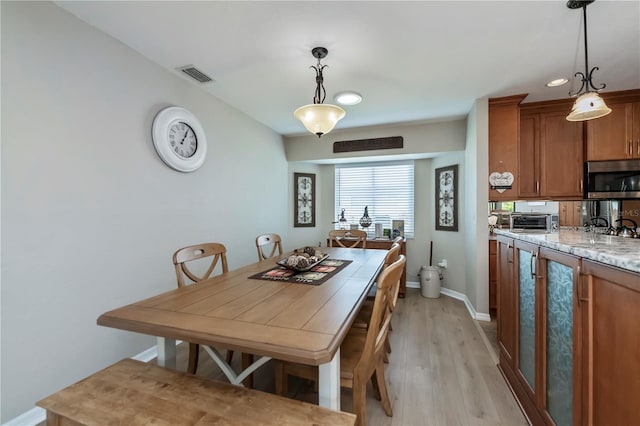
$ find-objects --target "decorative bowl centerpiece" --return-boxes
[277,247,329,272]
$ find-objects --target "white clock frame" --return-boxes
[152,106,207,172]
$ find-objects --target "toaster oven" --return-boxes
[510,213,555,233]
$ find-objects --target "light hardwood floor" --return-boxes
[153,289,528,426]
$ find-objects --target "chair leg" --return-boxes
[385,335,392,354]
[187,343,199,374]
[226,349,234,364]
[241,353,254,388]
[352,379,368,426]
[375,360,393,417]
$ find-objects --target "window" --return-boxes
[335,161,414,238]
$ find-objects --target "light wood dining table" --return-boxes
[97,246,387,410]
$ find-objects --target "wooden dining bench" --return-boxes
[36,358,356,426]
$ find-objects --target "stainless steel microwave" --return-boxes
[584,159,640,199]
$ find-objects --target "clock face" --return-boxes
[152,107,207,172]
[168,122,197,159]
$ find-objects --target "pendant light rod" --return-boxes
[311,47,328,104]
[568,0,605,97]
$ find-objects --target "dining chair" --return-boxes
[354,243,402,359]
[255,233,283,262]
[172,243,234,375]
[328,229,367,248]
[361,241,401,300]
[274,255,406,426]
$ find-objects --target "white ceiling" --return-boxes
[55,1,640,137]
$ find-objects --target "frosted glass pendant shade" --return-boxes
[566,92,612,121]
[294,103,345,137]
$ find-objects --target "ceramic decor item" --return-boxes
[359,206,372,229]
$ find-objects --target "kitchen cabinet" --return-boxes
[586,89,640,161]
[580,260,640,425]
[519,101,584,199]
[498,238,583,426]
[489,94,527,201]
[496,236,516,368]
[559,201,582,227]
[489,239,497,313]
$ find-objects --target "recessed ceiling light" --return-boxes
[334,91,362,106]
[545,78,569,87]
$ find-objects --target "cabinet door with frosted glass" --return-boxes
[538,248,583,426]
[514,240,539,403]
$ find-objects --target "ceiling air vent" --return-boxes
[176,65,214,84]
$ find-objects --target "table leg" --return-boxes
[318,348,341,410]
[156,337,176,369]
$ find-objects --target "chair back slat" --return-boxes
[385,243,402,310]
[255,233,283,262]
[173,242,228,288]
[359,255,405,369]
[328,229,367,248]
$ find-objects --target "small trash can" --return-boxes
[419,265,442,298]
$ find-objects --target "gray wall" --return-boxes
[428,152,467,294]
[283,119,468,289]
[285,119,466,162]
[0,2,296,420]
[464,98,490,314]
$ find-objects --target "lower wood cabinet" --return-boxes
[497,236,516,368]
[497,236,583,425]
[580,260,640,425]
[489,239,497,313]
[497,238,640,425]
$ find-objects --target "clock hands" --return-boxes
[180,129,190,145]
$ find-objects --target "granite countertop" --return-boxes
[494,229,640,274]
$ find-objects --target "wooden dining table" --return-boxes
[97,246,387,410]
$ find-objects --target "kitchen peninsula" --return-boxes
[494,229,640,426]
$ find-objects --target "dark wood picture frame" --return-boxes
[435,164,458,232]
[294,172,315,227]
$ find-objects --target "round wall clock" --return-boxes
[152,106,207,172]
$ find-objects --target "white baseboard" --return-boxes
[406,280,420,289]
[5,341,178,425]
[131,345,160,362]
[407,281,490,322]
[438,288,491,322]
[4,407,45,426]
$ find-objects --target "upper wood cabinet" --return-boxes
[489,94,527,201]
[586,89,640,161]
[519,101,584,199]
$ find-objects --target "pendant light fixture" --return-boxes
[294,47,345,138]
[566,0,611,122]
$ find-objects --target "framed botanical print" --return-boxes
[294,172,315,227]
[435,164,458,232]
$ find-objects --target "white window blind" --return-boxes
[335,161,414,238]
